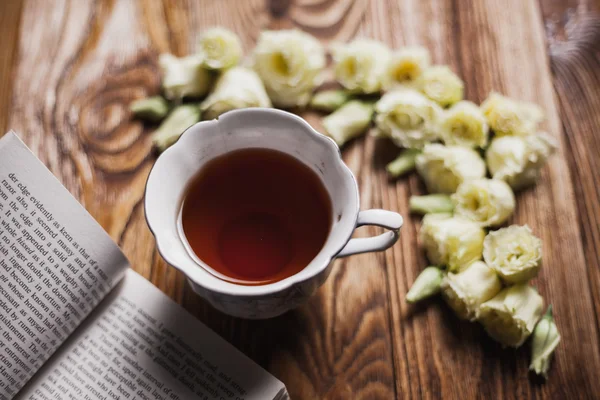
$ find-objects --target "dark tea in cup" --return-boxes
[181,148,332,286]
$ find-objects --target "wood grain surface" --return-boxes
[1,0,600,399]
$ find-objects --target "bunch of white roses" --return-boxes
[131,28,327,151]
[130,28,560,378]
[316,33,559,377]
[399,91,559,378]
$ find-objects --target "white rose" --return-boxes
[332,38,391,94]
[483,225,542,284]
[417,66,464,107]
[415,144,486,194]
[383,47,431,89]
[479,284,544,348]
[197,27,243,70]
[252,30,325,108]
[452,178,516,227]
[441,261,502,321]
[374,89,442,149]
[486,134,557,190]
[440,101,489,148]
[480,92,544,137]
[200,67,271,120]
[159,53,212,99]
[419,213,485,272]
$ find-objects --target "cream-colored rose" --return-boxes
[419,213,485,272]
[478,284,544,348]
[374,89,442,149]
[480,92,544,137]
[200,67,271,120]
[441,261,503,321]
[486,134,557,190]
[415,144,486,194]
[322,100,374,146]
[197,27,243,70]
[417,66,464,107]
[383,47,431,89]
[332,38,391,94]
[483,225,542,284]
[252,30,325,108]
[440,101,489,148]
[159,53,212,99]
[452,179,516,227]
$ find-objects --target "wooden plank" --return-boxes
[4,1,395,399]
[425,0,600,398]
[540,0,600,367]
[3,0,600,399]
[0,0,23,132]
[185,2,399,398]
[361,0,600,396]
[7,0,160,284]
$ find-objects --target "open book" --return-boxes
[0,132,288,400]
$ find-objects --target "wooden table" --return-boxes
[1,0,599,398]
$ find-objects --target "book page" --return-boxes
[0,132,130,399]
[16,270,288,400]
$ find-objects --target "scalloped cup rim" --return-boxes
[144,108,360,297]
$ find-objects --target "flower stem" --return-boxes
[309,90,350,112]
[130,96,170,122]
[386,149,421,178]
[409,194,454,215]
[406,266,444,303]
[152,104,201,152]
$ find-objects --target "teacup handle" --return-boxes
[337,209,403,257]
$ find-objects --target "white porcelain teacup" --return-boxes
[145,108,403,319]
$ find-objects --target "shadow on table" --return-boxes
[180,280,309,368]
[432,299,541,385]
